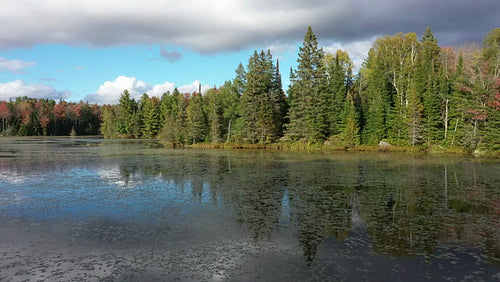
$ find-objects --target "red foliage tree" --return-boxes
[36,100,52,134]
[0,101,12,131]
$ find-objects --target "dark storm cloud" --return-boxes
[0,0,498,52]
[160,48,182,63]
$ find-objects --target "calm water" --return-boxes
[0,137,499,281]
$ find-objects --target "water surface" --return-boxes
[0,137,499,281]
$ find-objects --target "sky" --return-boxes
[0,0,499,104]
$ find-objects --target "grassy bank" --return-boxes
[168,141,500,158]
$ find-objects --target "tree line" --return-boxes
[0,97,100,136]
[1,27,499,151]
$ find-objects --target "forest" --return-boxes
[1,27,499,152]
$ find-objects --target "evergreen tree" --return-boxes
[100,106,117,138]
[407,85,423,145]
[418,27,443,144]
[272,58,288,137]
[482,28,500,79]
[160,88,182,144]
[438,47,456,143]
[205,87,224,143]
[241,50,284,143]
[286,26,328,142]
[482,28,500,150]
[137,93,149,136]
[186,92,207,143]
[233,63,247,96]
[141,96,160,138]
[221,81,241,142]
[173,89,188,144]
[159,91,172,125]
[241,51,262,142]
[325,50,353,136]
[339,91,360,146]
[116,90,139,137]
[361,49,388,144]
[448,52,465,147]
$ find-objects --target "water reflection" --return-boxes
[0,138,499,280]
[88,150,500,265]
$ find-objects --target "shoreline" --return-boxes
[1,136,498,158]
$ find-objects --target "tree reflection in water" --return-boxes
[103,150,499,265]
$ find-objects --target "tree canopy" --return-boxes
[1,27,498,152]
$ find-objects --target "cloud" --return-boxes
[85,76,151,104]
[160,48,182,63]
[0,80,71,100]
[147,81,175,97]
[0,57,35,74]
[84,76,212,104]
[1,1,498,53]
[178,80,211,94]
[264,44,297,59]
[323,36,379,71]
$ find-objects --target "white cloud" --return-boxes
[0,57,35,74]
[0,80,71,100]
[178,80,211,94]
[147,81,175,97]
[323,37,378,72]
[85,76,151,104]
[84,76,212,104]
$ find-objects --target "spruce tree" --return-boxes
[286,26,328,142]
[339,91,360,146]
[233,63,247,96]
[361,49,388,144]
[186,92,207,144]
[205,87,224,143]
[141,96,160,138]
[419,27,443,144]
[100,106,117,138]
[241,51,261,142]
[116,90,139,137]
[241,50,284,143]
[326,50,353,136]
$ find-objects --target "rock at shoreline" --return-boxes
[379,141,392,148]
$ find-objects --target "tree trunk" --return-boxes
[444,99,449,140]
[451,118,459,146]
[226,119,231,142]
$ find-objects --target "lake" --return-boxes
[0,137,499,281]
